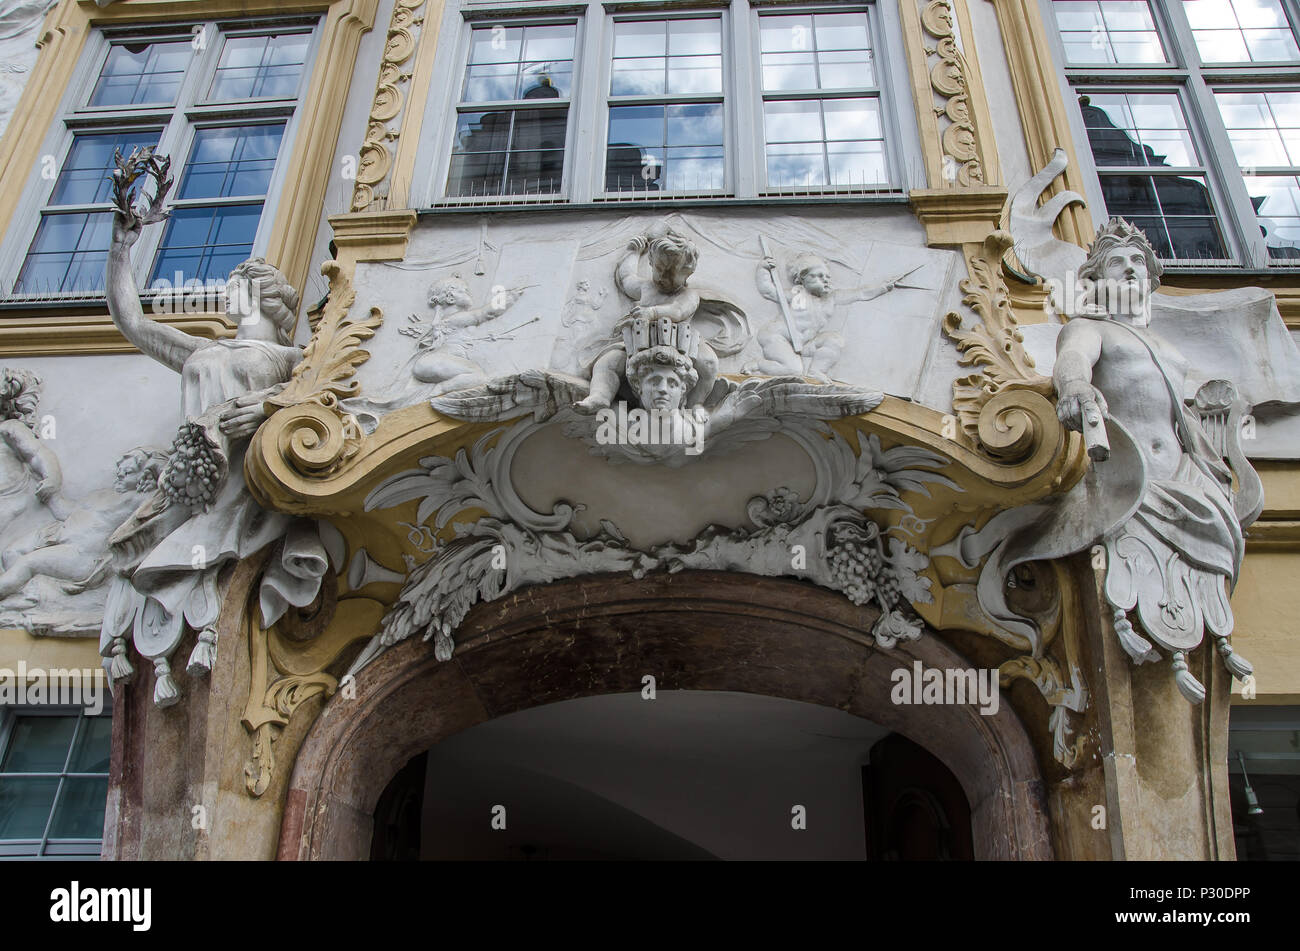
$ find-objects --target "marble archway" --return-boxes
[278,570,1052,860]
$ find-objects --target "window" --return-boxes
[758,12,887,190]
[0,709,112,859]
[605,18,725,193]
[1048,0,1300,265]
[8,20,317,298]
[428,2,915,204]
[447,23,575,197]
[1076,91,1227,258]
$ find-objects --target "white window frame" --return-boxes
[0,706,112,860]
[0,16,323,302]
[748,4,899,195]
[1044,0,1300,268]
[416,0,922,208]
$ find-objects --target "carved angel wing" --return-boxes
[692,287,752,356]
[429,369,590,423]
[1008,148,1088,286]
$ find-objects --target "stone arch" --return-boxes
[279,571,1052,859]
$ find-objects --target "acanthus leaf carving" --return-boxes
[942,230,1054,454]
[259,261,383,479]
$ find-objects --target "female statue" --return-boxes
[100,148,313,705]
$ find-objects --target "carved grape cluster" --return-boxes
[826,521,885,606]
[161,422,223,508]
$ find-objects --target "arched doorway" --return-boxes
[280,571,1051,860]
[369,691,974,860]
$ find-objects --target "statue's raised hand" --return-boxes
[110,147,173,247]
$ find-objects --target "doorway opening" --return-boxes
[369,690,973,860]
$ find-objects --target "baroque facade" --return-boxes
[0,0,1297,860]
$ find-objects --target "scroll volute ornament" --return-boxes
[943,231,1064,467]
[246,261,382,500]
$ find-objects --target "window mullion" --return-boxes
[1188,72,1268,267]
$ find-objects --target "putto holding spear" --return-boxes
[745,237,921,382]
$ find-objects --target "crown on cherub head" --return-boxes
[622,314,700,361]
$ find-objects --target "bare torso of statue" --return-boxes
[1059,317,1189,482]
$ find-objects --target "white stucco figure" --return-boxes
[342,273,534,431]
[0,368,62,538]
[0,448,167,634]
[0,1,56,140]
[939,219,1262,703]
[100,148,326,705]
[575,222,744,413]
[548,279,609,375]
[746,249,904,382]
[400,275,530,395]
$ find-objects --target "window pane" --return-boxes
[764,100,823,144]
[1215,90,1300,166]
[464,24,574,101]
[605,103,722,192]
[828,139,888,186]
[209,33,309,100]
[669,19,722,55]
[766,141,826,187]
[823,98,881,141]
[1080,92,1198,167]
[14,212,113,294]
[1055,1,1168,64]
[1243,173,1300,257]
[48,777,108,839]
[761,52,817,92]
[667,102,723,146]
[816,13,871,51]
[151,204,262,285]
[1100,173,1226,259]
[51,131,159,206]
[818,49,875,90]
[1,716,74,772]
[611,57,665,96]
[612,19,720,96]
[761,12,873,91]
[666,55,722,94]
[448,108,567,196]
[177,125,285,200]
[465,63,517,102]
[68,717,112,773]
[90,41,191,106]
[614,20,665,58]
[1184,0,1300,62]
[760,15,814,52]
[664,146,724,190]
[0,777,58,838]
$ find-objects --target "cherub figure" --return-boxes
[0,447,167,603]
[398,275,530,396]
[745,251,903,382]
[0,368,63,532]
[576,225,735,413]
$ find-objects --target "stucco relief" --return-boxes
[97,149,331,706]
[349,414,958,671]
[343,212,953,430]
[939,208,1290,704]
[0,446,167,636]
[0,1,55,140]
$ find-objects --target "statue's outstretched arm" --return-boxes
[1053,320,1106,432]
[105,149,200,374]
